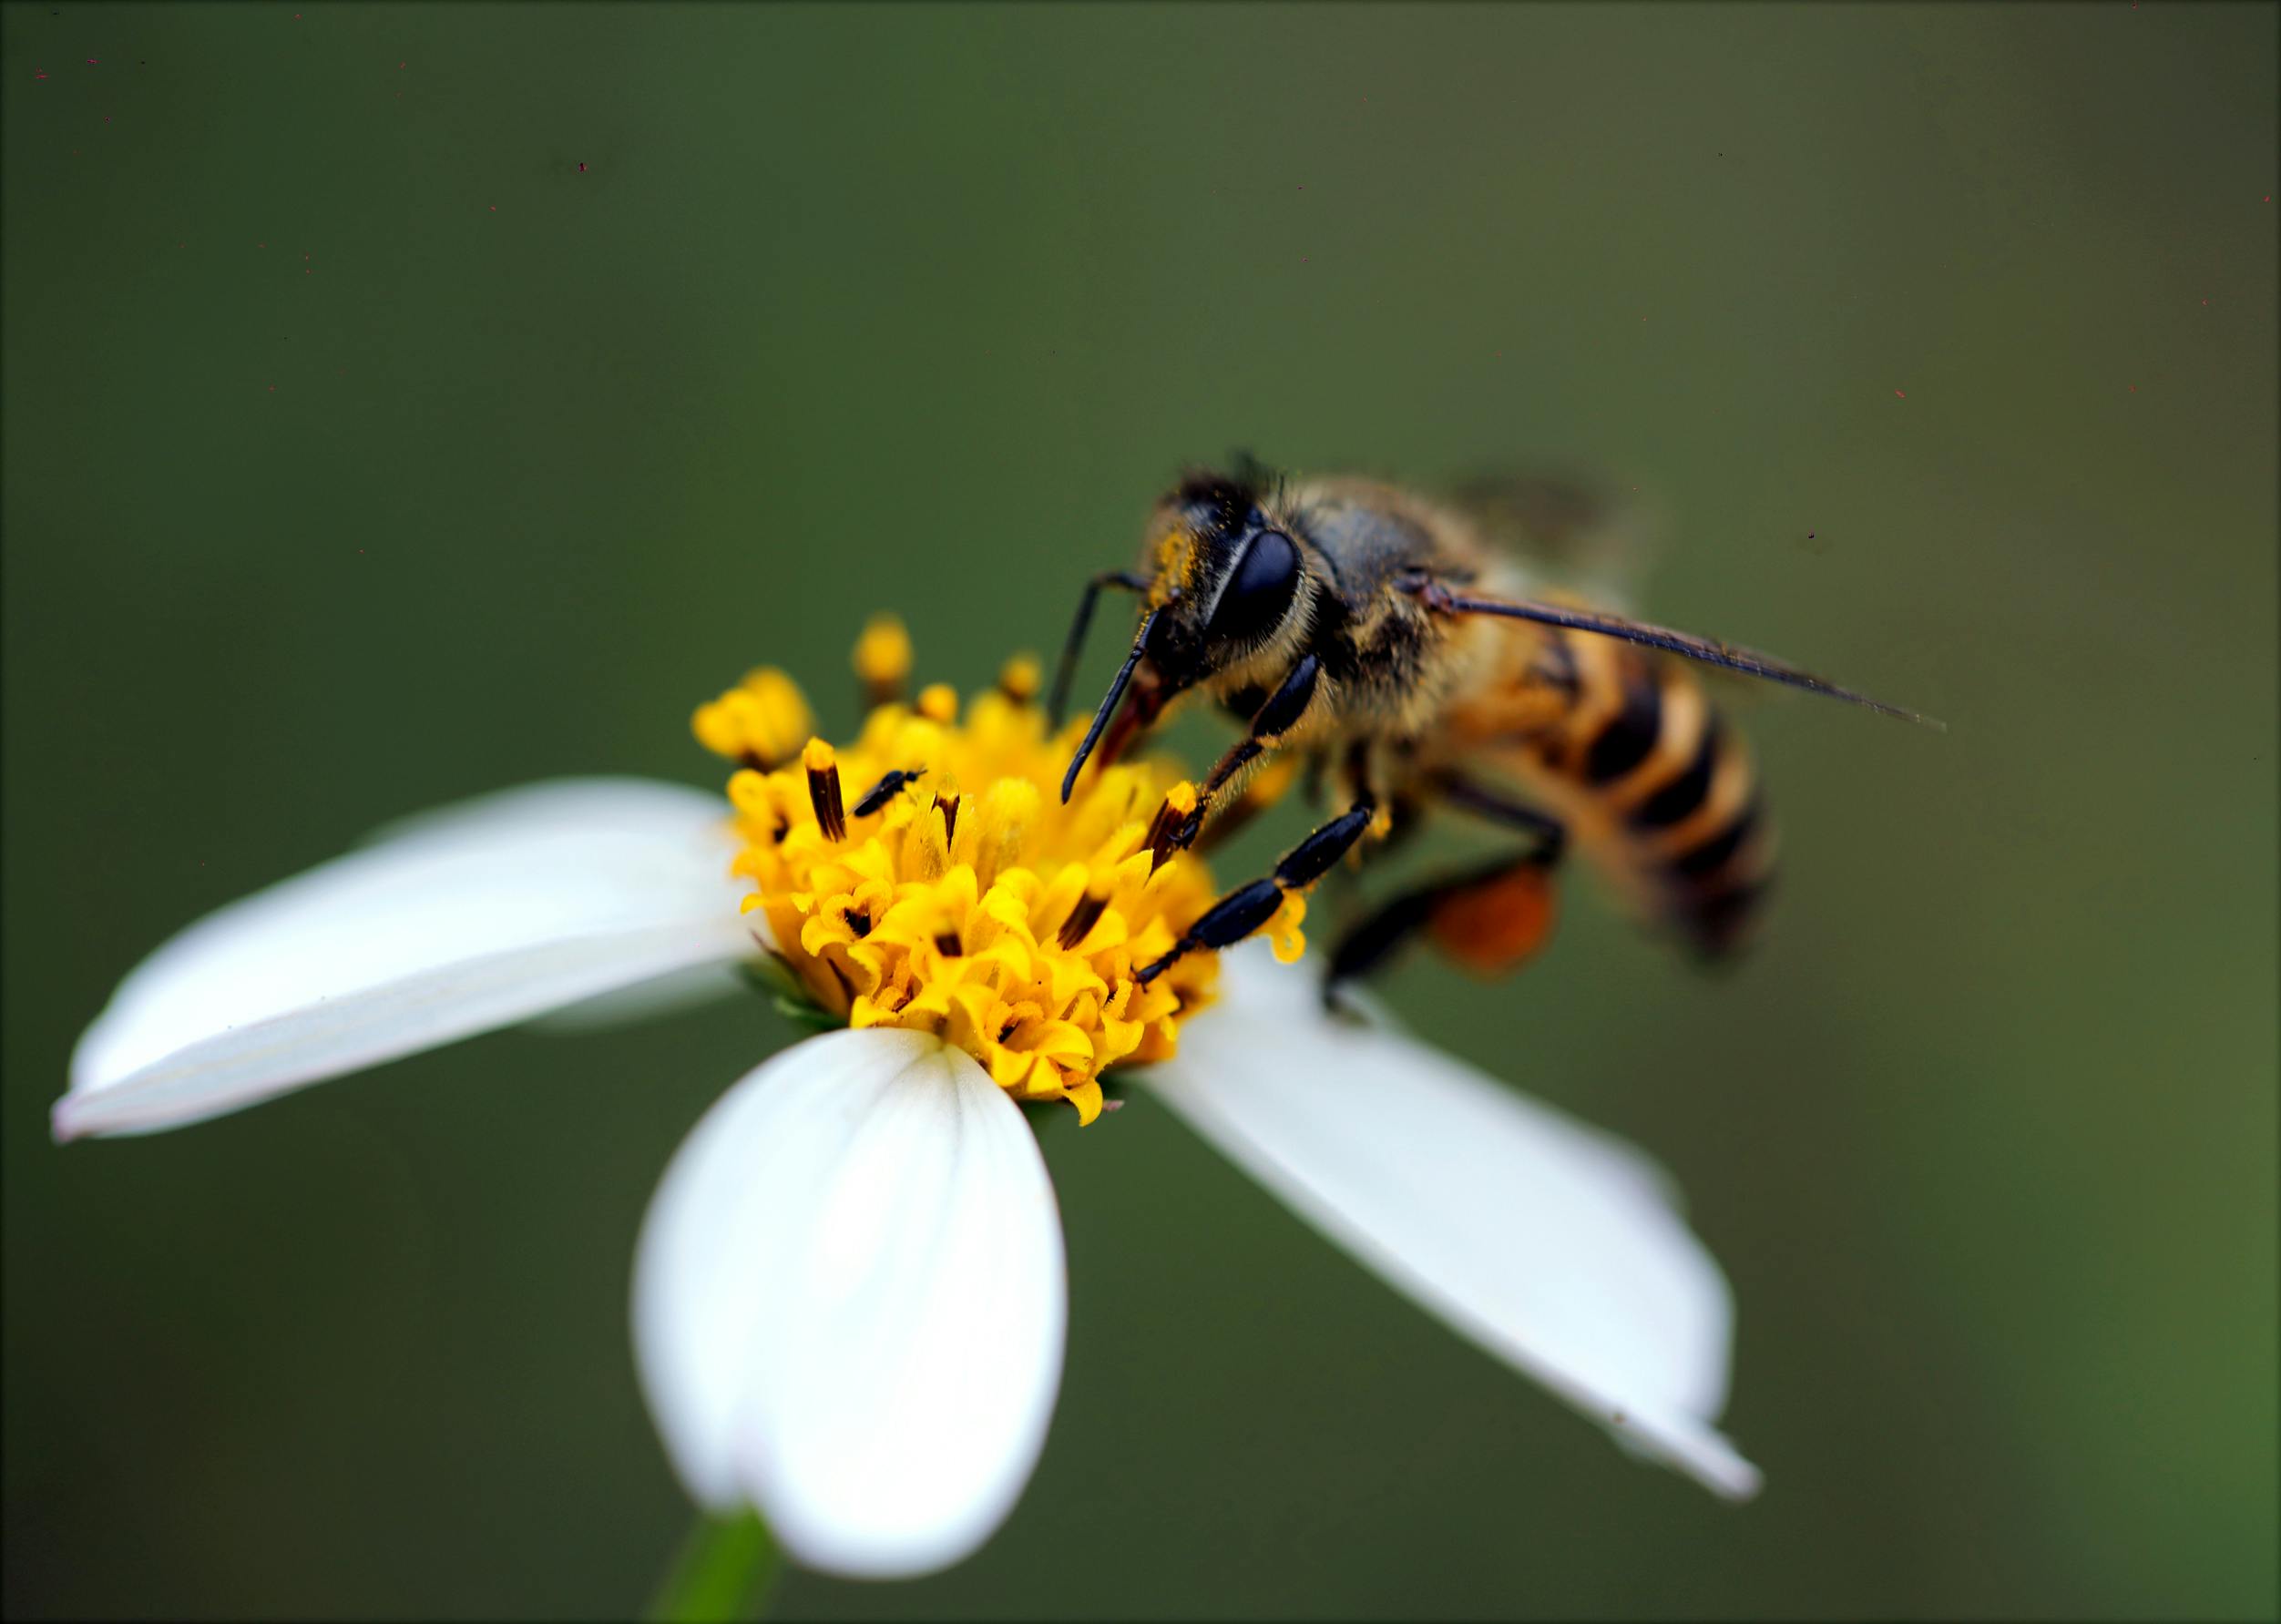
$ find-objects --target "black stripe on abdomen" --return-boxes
[1664,793,1773,958]
[1672,799,1760,879]
[1627,718,1722,830]
[1550,651,1775,960]
[1583,668,1661,783]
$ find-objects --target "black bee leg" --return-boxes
[1046,569,1150,726]
[1168,654,1323,853]
[1189,752,1310,857]
[1323,883,1446,992]
[1323,844,1567,1003]
[1323,790,1568,1005]
[1428,771,1569,856]
[1135,798,1374,986]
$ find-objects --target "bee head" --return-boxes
[1135,471,1308,694]
[1056,467,1314,802]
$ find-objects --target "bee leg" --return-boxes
[1170,654,1323,851]
[1191,753,1307,857]
[1324,852,1564,1000]
[1369,793,1429,862]
[1323,885,1444,995]
[1135,798,1374,986]
[1323,805,1568,1003]
[1314,792,1422,924]
[1428,770,1569,855]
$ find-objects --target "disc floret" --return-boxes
[693,633,1302,1123]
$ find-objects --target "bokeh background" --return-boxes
[5,4,2274,1619]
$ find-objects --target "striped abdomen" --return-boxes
[1505,628,1775,957]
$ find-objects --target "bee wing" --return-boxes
[1446,469,1660,613]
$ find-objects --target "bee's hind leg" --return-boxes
[1322,849,1562,1004]
[1133,799,1376,986]
[1322,781,1567,1008]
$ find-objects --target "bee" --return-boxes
[1048,463,1938,993]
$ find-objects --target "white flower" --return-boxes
[58,775,1759,1581]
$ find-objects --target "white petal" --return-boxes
[634,1029,1066,1579]
[59,779,756,1140]
[527,961,750,1034]
[1146,943,1760,1499]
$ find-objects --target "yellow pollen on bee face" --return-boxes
[1149,528,1197,606]
[698,632,1284,1123]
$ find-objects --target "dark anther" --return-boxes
[934,930,963,956]
[934,791,960,843]
[843,906,872,938]
[1142,795,1193,873]
[1057,887,1110,950]
[854,767,925,818]
[806,751,846,841]
[740,748,774,774]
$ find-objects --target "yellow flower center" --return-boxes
[693,631,1305,1124]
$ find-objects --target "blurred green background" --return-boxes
[5,3,2275,1619]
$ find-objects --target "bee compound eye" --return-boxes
[1205,528,1300,649]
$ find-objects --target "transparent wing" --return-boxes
[1446,468,1661,613]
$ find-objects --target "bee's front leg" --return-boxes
[1171,653,1322,852]
[1134,797,1376,986]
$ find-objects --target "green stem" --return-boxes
[646,1509,782,1623]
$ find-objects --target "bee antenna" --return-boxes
[1047,569,1149,726]
[1414,581,1945,730]
[1060,604,1162,803]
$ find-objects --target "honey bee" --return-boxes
[1049,463,1937,992]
